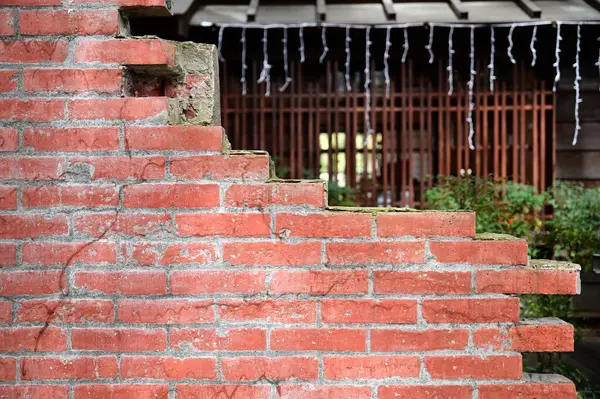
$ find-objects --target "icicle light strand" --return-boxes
[257,28,272,97]
[507,24,516,64]
[530,25,538,66]
[320,26,329,64]
[489,26,496,92]
[447,26,455,96]
[217,25,225,62]
[299,26,306,63]
[553,23,562,92]
[402,27,409,63]
[240,27,247,96]
[384,26,392,99]
[279,27,292,92]
[467,26,476,150]
[573,24,582,145]
[345,26,352,92]
[426,24,434,63]
[364,27,373,144]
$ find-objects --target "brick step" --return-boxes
[478,373,576,398]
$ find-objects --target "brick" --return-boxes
[170,328,266,351]
[276,212,372,238]
[71,0,166,4]
[0,327,66,352]
[170,154,270,180]
[69,98,168,121]
[0,99,64,122]
[270,270,368,294]
[476,268,579,294]
[118,299,214,324]
[0,157,66,180]
[0,0,60,4]
[374,271,472,294]
[0,71,17,93]
[0,301,11,322]
[171,270,266,294]
[378,385,473,399]
[219,300,316,323]
[74,271,167,295]
[0,271,65,296]
[423,298,520,323]
[321,299,417,324]
[277,385,371,399]
[371,329,470,351]
[20,10,118,36]
[0,11,14,36]
[325,356,419,380]
[121,242,217,267]
[0,40,68,63]
[121,356,216,380]
[327,242,426,265]
[0,128,18,151]
[24,68,122,93]
[377,212,476,237]
[24,128,119,152]
[72,329,167,352]
[222,356,318,381]
[21,356,117,380]
[271,329,366,352]
[16,299,114,324]
[176,213,271,237]
[22,242,116,266]
[478,381,577,399]
[226,182,326,208]
[426,355,522,380]
[123,184,220,209]
[474,320,574,352]
[224,242,321,266]
[0,386,68,399]
[74,385,168,399]
[69,156,165,181]
[0,357,15,381]
[0,243,16,267]
[125,126,223,151]
[0,214,68,239]
[430,240,528,265]
[176,385,270,399]
[75,39,175,65]
[73,212,171,237]
[23,185,118,208]
[0,186,17,209]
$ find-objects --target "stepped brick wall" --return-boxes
[0,0,581,397]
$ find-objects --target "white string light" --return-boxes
[402,27,409,63]
[447,26,455,96]
[553,22,562,92]
[384,26,392,99]
[299,26,306,63]
[217,25,225,62]
[507,24,516,64]
[240,27,247,96]
[573,24,582,145]
[345,25,352,92]
[319,26,329,64]
[364,26,373,143]
[530,25,538,66]
[279,26,292,92]
[489,26,496,92]
[467,26,476,150]
[425,24,434,63]
[257,28,272,96]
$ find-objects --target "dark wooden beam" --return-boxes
[514,0,541,18]
[381,0,396,20]
[447,0,468,20]
[247,0,259,22]
[317,0,326,22]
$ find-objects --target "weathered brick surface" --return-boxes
[0,3,577,395]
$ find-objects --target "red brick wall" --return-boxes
[0,0,580,397]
